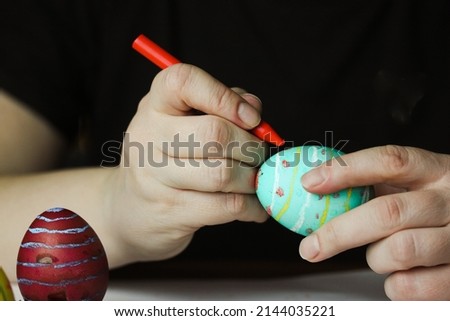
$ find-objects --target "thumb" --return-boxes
[146,63,261,129]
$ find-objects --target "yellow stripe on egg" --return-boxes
[344,187,353,212]
[319,194,331,226]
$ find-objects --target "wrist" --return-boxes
[97,167,139,268]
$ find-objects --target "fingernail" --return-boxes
[302,168,326,189]
[238,102,261,128]
[299,234,320,261]
[242,93,262,108]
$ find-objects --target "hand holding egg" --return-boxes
[298,145,450,300]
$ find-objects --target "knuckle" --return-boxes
[199,117,231,146]
[379,145,411,176]
[389,232,418,270]
[377,195,405,230]
[225,193,247,217]
[209,85,235,115]
[207,162,233,192]
[162,64,194,93]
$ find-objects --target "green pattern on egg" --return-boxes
[256,146,373,236]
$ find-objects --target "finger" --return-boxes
[152,157,258,194]
[230,88,263,113]
[231,87,248,95]
[299,189,449,262]
[150,113,267,166]
[302,145,449,194]
[147,64,261,129]
[177,190,269,227]
[241,93,263,114]
[384,264,450,300]
[367,225,450,274]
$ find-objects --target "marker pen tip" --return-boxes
[251,120,285,147]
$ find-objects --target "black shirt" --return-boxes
[1,0,449,278]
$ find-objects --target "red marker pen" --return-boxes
[132,34,285,147]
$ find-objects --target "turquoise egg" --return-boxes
[256,146,373,236]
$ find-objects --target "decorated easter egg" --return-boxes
[256,146,373,236]
[16,208,109,300]
[0,267,15,301]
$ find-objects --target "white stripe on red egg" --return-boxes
[28,225,90,234]
[36,213,78,222]
[17,253,106,269]
[20,236,98,249]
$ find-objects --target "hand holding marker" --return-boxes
[132,34,285,147]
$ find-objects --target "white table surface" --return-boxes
[11,268,389,301]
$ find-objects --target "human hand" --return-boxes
[299,145,450,300]
[105,64,268,266]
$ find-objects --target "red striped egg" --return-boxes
[16,208,109,300]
